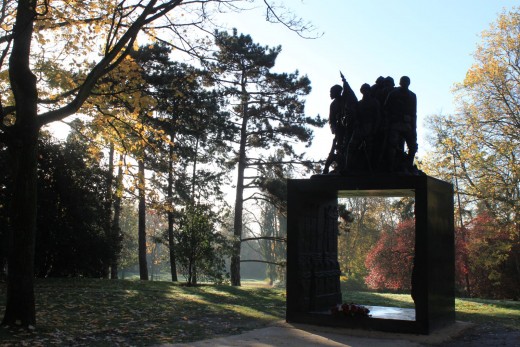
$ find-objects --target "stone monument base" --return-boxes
[286,175,455,334]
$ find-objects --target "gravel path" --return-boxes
[162,321,520,347]
[438,323,520,346]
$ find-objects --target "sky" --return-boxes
[215,0,519,161]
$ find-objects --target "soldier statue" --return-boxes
[322,72,358,174]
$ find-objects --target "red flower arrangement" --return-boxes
[331,303,371,318]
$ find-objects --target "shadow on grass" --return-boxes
[455,311,520,329]
[176,284,286,318]
[0,278,286,346]
[1,279,518,345]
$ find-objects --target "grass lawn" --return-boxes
[342,290,520,329]
[0,278,286,346]
[0,279,519,345]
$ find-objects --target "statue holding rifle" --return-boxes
[323,72,358,174]
[321,73,421,176]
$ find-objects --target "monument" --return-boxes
[286,74,455,334]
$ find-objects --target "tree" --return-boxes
[210,29,324,285]
[0,0,216,327]
[118,200,139,279]
[107,150,125,279]
[255,199,287,285]
[338,198,382,290]
[245,157,291,285]
[35,133,114,277]
[364,218,415,291]
[130,43,233,281]
[0,132,114,277]
[146,209,169,281]
[0,142,8,279]
[174,203,229,286]
[137,158,149,280]
[425,7,520,295]
[455,212,519,298]
[0,0,318,327]
[63,119,125,279]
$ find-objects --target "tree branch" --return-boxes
[240,259,285,266]
[36,0,183,127]
[242,236,286,242]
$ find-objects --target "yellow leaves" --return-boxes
[2,113,15,127]
[87,145,103,162]
[467,9,520,87]
[140,95,158,109]
[456,8,520,157]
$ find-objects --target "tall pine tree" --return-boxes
[210,29,324,286]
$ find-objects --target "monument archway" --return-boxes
[286,175,455,334]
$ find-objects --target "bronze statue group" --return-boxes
[322,73,421,176]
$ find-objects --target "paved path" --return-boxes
[161,321,473,347]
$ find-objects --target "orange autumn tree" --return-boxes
[364,219,415,291]
[455,213,519,298]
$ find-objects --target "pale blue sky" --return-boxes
[217,0,519,160]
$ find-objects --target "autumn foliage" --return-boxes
[363,212,518,299]
[455,213,519,299]
[424,8,519,298]
[364,219,415,291]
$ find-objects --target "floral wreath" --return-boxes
[331,303,371,318]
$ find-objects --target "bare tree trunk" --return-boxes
[191,137,199,202]
[0,257,6,280]
[138,158,148,281]
[3,128,38,327]
[2,0,38,327]
[110,155,124,279]
[188,257,193,285]
[167,143,177,281]
[453,155,471,296]
[103,143,115,278]
[231,105,248,286]
[167,210,177,281]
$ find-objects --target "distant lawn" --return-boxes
[0,279,518,345]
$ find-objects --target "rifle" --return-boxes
[323,138,337,174]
